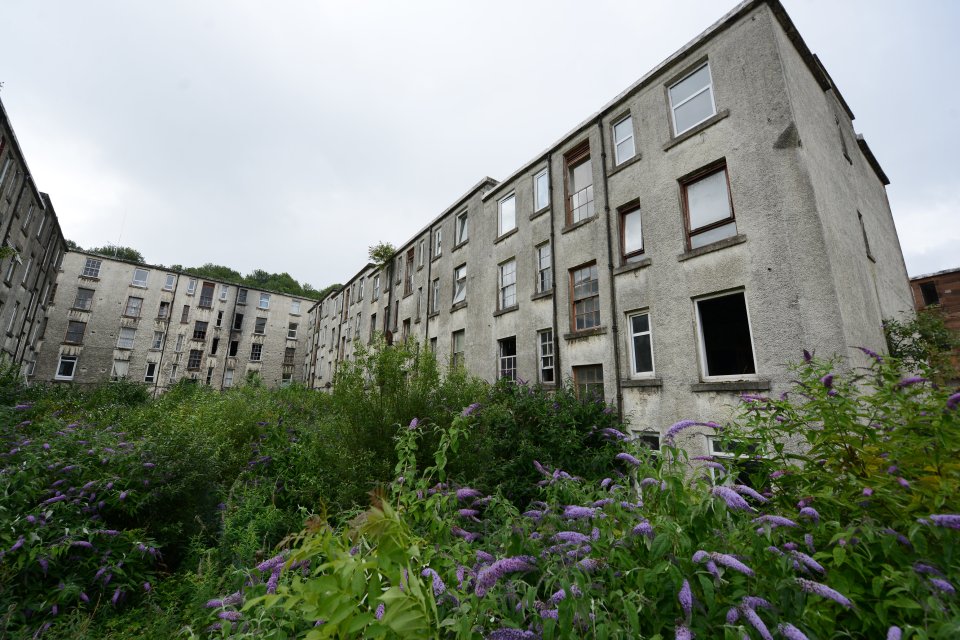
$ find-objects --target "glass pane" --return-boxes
[631,313,649,334]
[633,334,653,373]
[500,196,516,233]
[690,221,737,248]
[673,88,715,133]
[687,170,730,230]
[535,172,549,209]
[623,210,643,254]
[669,64,711,105]
[616,138,635,163]
[613,117,632,144]
[571,159,592,191]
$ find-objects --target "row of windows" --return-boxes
[54,354,296,386]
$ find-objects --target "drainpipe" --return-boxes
[218,282,240,390]
[597,117,625,420]
[423,233,433,343]
[152,272,182,398]
[546,151,561,386]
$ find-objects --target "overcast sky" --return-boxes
[2,0,957,288]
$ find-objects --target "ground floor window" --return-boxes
[498,336,517,381]
[56,355,77,380]
[695,291,756,378]
[573,364,604,401]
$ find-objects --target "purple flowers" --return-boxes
[798,507,820,523]
[928,578,956,595]
[947,392,960,410]
[421,568,447,596]
[896,376,927,387]
[795,578,852,608]
[562,505,596,520]
[732,485,768,503]
[678,579,692,618]
[462,403,481,417]
[632,521,654,538]
[924,514,960,530]
[70,540,94,550]
[711,486,753,512]
[664,419,717,444]
[218,610,241,621]
[553,531,590,544]
[614,452,640,467]
[694,551,754,576]
[753,515,798,528]
[777,623,809,640]
[456,487,483,502]
[486,630,538,640]
[820,374,834,389]
[887,627,902,640]
[475,556,536,597]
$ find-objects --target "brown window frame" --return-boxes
[199,282,215,309]
[124,296,144,318]
[193,320,208,341]
[563,141,594,225]
[180,304,190,324]
[573,364,604,401]
[283,347,296,365]
[619,202,644,263]
[187,349,203,371]
[569,262,600,332]
[680,161,736,250]
[64,320,86,344]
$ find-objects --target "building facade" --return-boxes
[303,0,914,453]
[0,99,68,374]
[33,251,307,392]
[910,267,960,372]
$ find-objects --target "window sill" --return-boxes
[71,306,92,313]
[531,289,553,301]
[403,291,413,299]
[450,301,467,312]
[613,257,651,275]
[78,276,100,282]
[561,214,598,235]
[428,311,440,319]
[414,317,421,324]
[432,255,442,263]
[607,153,643,178]
[663,109,730,152]
[493,304,519,318]
[236,301,246,306]
[563,326,607,341]
[621,377,662,388]
[691,379,770,393]
[452,240,468,253]
[122,315,142,320]
[677,234,746,262]
[130,283,148,289]
[530,207,550,221]
[495,228,518,244]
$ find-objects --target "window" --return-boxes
[430,337,437,353]
[565,144,594,224]
[373,274,381,300]
[187,349,203,370]
[164,274,176,290]
[56,355,78,381]
[250,343,263,361]
[417,239,425,267]
[193,321,208,340]
[919,282,940,307]
[21,257,32,285]
[858,211,874,261]
[288,322,298,339]
[36,213,46,238]
[151,331,164,350]
[573,364,604,400]
[169,363,178,382]
[451,330,465,368]
[229,340,239,357]
[175,334,185,352]
[186,279,197,295]
[181,304,190,323]
[434,228,442,257]
[404,248,415,296]
[498,336,517,381]
[284,347,296,365]
[835,116,851,162]
[638,433,661,452]
[499,259,517,309]
[111,360,130,381]
[255,317,267,334]
[3,256,16,284]
[416,288,422,319]
[65,320,86,344]
[627,312,654,377]
[144,362,157,383]
[199,282,215,308]
[124,296,144,318]
[132,268,149,287]
[369,313,377,342]
[612,115,636,165]
[534,169,549,212]
[709,437,766,488]
[216,311,224,327]
[82,258,102,278]
[452,264,467,305]
[401,318,411,342]
[290,300,301,314]
[224,369,234,388]
[538,329,554,383]
[233,313,243,330]
[206,367,214,385]
[682,164,736,249]
[73,288,94,311]
[431,278,440,314]
[669,62,716,135]
[237,288,248,304]
[620,206,644,261]
[536,243,552,293]
[211,338,219,355]
[217,284,228,301]
[117,327,137,349]
[696,291,756,379]
[281,372,293,386]
[570,263,600,331]
[498,194,516,236]
[455,210,469,245]
[259,293,271,309]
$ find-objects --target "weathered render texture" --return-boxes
[33,251,307,392]
[0,98,68,374]
[304,0,914,456]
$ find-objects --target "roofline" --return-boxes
[856,135,890,186]
[910,266,960,281]
[0,96,47,207]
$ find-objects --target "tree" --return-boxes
[884,308,959,382]
[183,263,243,282]
[88,245,145,264]
[368,242,396,267]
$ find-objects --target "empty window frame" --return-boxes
[151,330,164,350]
[181,304,190,323]
[56,355,78,380]
[499,259,517,309]
[369,313,377,342]
[538,329,554,383]
[498,194,516,236]
[919,282,940,307]
[250,343,263,361]
[620,205,644,262]
[259,293,271,309]
[627,311,654,377]
[254,317,267,334]
[64,320,86,344]
[401,318,411,342]
[124,296,144,318]
[144,362,157,383]
[288,322,298,339]
[565,143,594,224]
[455,210,469,245]
[573,364,604,400]
[199,282,215,308]
[163,273,176,290]
[175,334,185,352]
[570,263,600,331]
[224,369,235,388]
[416,288,422,318]
[81,258,102,278]
[434,228,442,258]
[612,114,636,165]
[232,313,244,330]
[284,347,296,365]
[857,211,874,261]
[216,311,224,327]
[73,288,94,311]
[637,432,661,452]
[669,62,716,135]
[695,291,756,379]
[681,163,737,249]
[404,248,415,296]
[237,288,248,304]
[452,264,467,305]
[117,327,137,349]
[536,242,552,293]
[430,278,440,314]
[186,279,198,295]
[220,284,230,301]
[708,437,767,488]
[290,299,301,314]
[373,274,381,300]
[534,168,550,212]
[498,336,517,381]
[228,340,239,357]
[193,321,208,340]
[187,349,203,370]
[211,337,219,355]
[132,268,149,287]
[451,329,465,368]
[154,301,167,319]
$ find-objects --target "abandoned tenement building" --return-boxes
[302,0,914,454]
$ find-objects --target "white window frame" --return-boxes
[82,257,102,278]
[255,317,267,334]
[219,284,229,301]
[534,169,549,212]
[669,62,717,136]
[21,257,32,285]
[707,436,767,484]
[373,274,381,300]
[498,259,516,309]
[694,290,757,382]
[538,329,554,384]
[132,268,149,287]
[144,362,157,383]
[498,193,516,237]
[612,114,636,165]
[151,331,164,350]
[434,228,442,258]
[36,213,46,238]
[455,210,469,245]
[250,343,262,362]
[417,239,425,267]
[626,310,655,378]
[163,274,176,290]
[117,327,137,349]
[186,278,197,295]
[288,322,299,340]
[224,369,235,388]
[259,292,271,309]
[431,278,440,314]
[498,336,517,381]
[290,300,301,315]
[55,355,78,381]
[536,242,552,293]
[452,264,466,305]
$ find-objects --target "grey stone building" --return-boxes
[0,98,68,374]
[33,251,307,392]
[303,0,914,454]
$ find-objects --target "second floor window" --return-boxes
[124,296,143,318]
[498,259,516,309]
[455,210,469,245]
[536,243,552,292]
[682,163,736,249]
[612,115,635,165]
[452,265,467,305]
[570,263,600,331]
[82,258,102,278]
[73,288,94,311]
[669,62,716,136]
[565,144,594,224]
[498,194,516,236]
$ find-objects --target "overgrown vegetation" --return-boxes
[1,342,957,639]
[885,307,959,382]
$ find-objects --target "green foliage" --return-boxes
[88,245,146,263]
[885,308,959,381]
[177,264,327,301]
[368,242,396,267]
[181,263,244,283]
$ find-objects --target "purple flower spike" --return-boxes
[119,491,128,501]
[675,623,693,640]
[111,588,122,606]
[926,514,960,530]
[615,452,640,467]
[664,419,716,444]
[456,487,483,502]
[820,374,834,388]
[798,507,820,523]
[862,487,874,496]
[897,477,910,488]
[632,521,654,538]
[795,578,853,608]
[143,582,151,592]
[711,486,753,511]
[857,346,882,363]
[256,553,286,572]
[711,552,754,576]
[563,505,596,520]
[486,630,538,640]
[928,577,956,594]
[897,376,927,387]
[753,515,798,528]
[218,610,241,621]
[741,606,773,640]
[462,403,481,417]
[9,536,24,553]
[887,627,902,640]
[726,607,740,624]
[421,568,447,596]
[678,579,693,618]
[802,349,813,363]
[600,427,628,441]
[742,596,772,610]
[732,485,768,503]
[778,623,809,640]
[947,392,960,410]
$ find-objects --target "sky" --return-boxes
[1,0,957,289]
